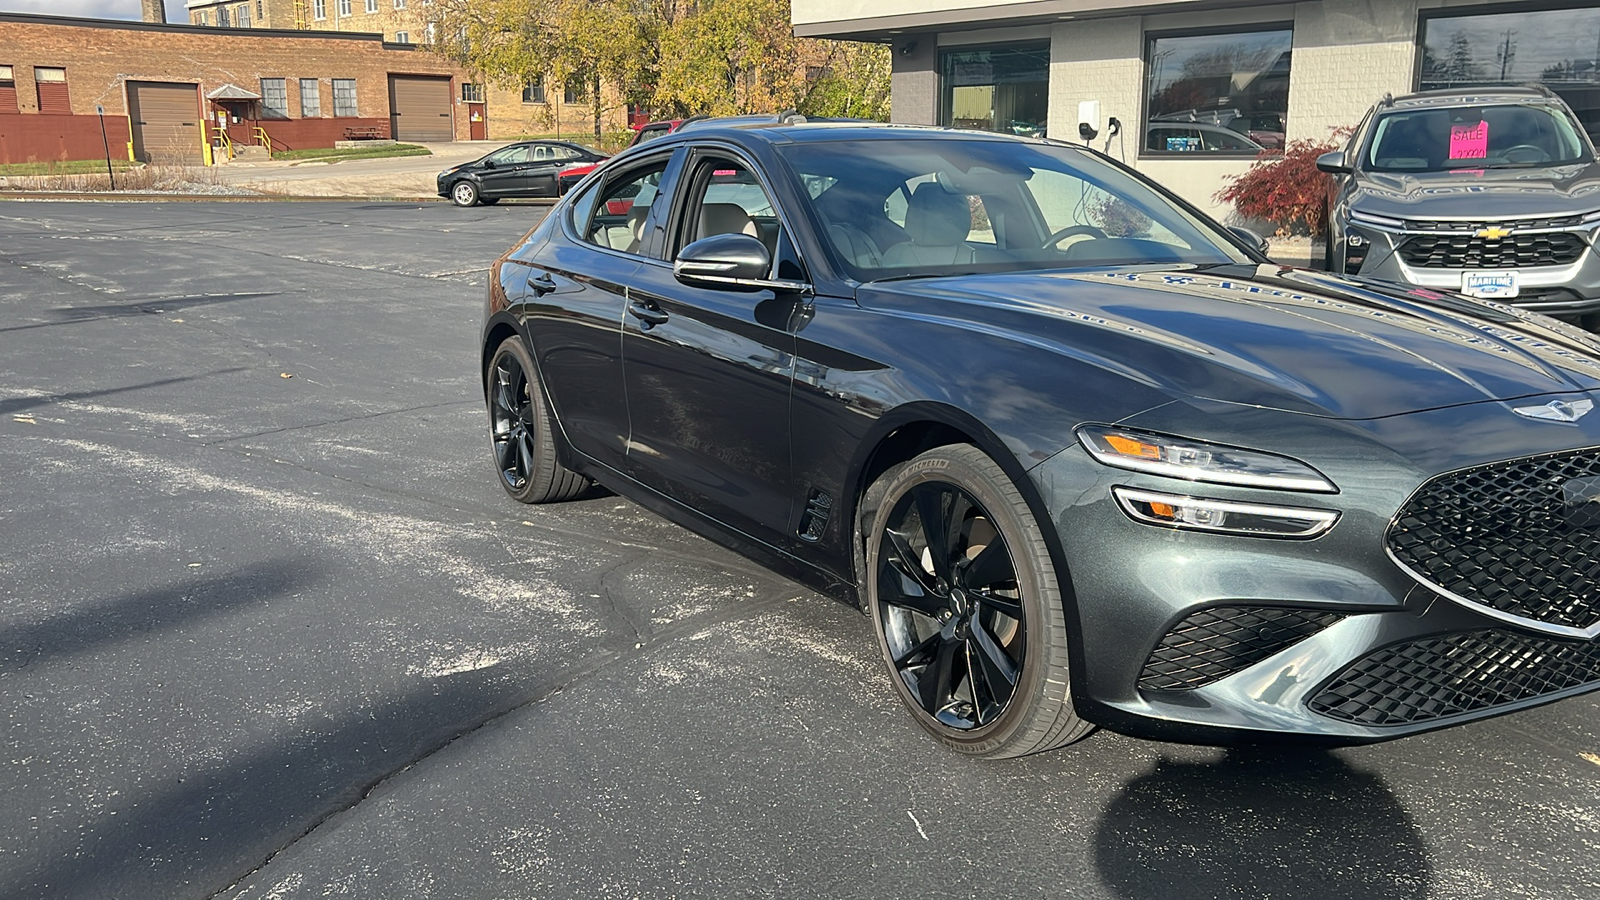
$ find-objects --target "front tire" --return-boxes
[486,336,590,503]
[864,445,1093,758]
[451,180,480,207]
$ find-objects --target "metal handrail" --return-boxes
[253,126,274,158]
[216,127,234,160]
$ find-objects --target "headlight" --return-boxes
[1112,487,1339,539]
[1076,425,1337,493]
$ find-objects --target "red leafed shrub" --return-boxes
[1215,129,1352,237]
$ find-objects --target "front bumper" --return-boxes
[1340,216,1600,317]
[1029,396,1600,745]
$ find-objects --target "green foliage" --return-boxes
[270,144,431,162]
[1215,130,1351,237]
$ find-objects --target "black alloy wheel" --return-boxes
[486,336,589,503]
[452,180,480,207]
[865,445,1092,758]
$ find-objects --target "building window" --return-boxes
[0,65,17,115]
[461,83,483,103]
[522,76,545,104]
[338,0,350,14]
[425,22,436,43]
[393,0,405,7]
[299,78,321,117]
[217,6,231,26]
[563,81,587,104]
[333,78,357,116]
[1144,27,1291,155]
[198,11,209,25]
[365,0,377,13]
[260,78,289,118]
[395,31,411,43]
[313,0,326,19]
[34,67,69,115]
[939,44,1049,137]
[238,4,250,27]
[1421,5,1600,139]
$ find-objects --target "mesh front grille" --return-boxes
[1388,447,1600,631]
[1309,630,1600,726]
[1402,216,1584,232]
[1396,232,1586,269]
[1138,606,1344,691]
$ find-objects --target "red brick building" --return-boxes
[0,12,476,166]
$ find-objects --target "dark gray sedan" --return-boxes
[482,120,1600,758]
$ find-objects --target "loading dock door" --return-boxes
[128,81,203,165]
[388,76,453,142]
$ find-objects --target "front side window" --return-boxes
[1364,103,1591,172]
[1422,6,1600,139]
[487,144,530,165]
[781,137,1249,280]
[939,44,1049,137]
[260,78,288,118]
[1145,27,1291,155]
[299,78,321,117]
[332,78,357,116]
[581,158,672,256]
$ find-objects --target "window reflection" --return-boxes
[940,45,1050,138]
[1422,7,1600,139]
[1145,28,1291,155]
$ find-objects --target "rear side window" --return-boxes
[581,159,672,257]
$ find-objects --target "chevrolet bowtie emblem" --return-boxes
[1514,398,1595,423]
[1476,226,1513,240]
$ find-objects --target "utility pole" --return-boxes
[96,104,116,190]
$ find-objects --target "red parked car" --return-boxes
[557,118,700,195]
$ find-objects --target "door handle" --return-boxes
[529,273,557,295]
[628,299,669,328]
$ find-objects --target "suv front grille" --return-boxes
[1309,629,1600,726]
[1397,232,1587,269]
[1388,448,1600,632]
[1138,606,1343,691]
[1402,215,1585,232]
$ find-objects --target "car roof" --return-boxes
[643,119,1048,148]
[1384,86,1562,110]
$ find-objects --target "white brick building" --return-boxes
[793,0,1600,218]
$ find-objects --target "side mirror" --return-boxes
[1228,226,1271,257]
[1315,151,1351,175]
[674,234,810,294]
[482,158,497,169]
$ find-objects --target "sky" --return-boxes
[1,0,191,24]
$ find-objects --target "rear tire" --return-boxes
[451,180,480,207]
[863,445,1093,758]
[486,336,590,503]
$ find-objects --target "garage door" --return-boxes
[388,76,453,142]
[128,81,202,165]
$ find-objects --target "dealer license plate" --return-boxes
[1461,270,1519,299]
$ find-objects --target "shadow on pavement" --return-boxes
[0,292,287,335]
[0,369,247,417]
[3,660,525,899]
[0,557,322,670]
[1093,749,1431,899]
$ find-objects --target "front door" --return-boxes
[468,102,486,140]
[620,153,801,546]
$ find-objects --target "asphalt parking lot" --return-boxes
[2,199,1597,900]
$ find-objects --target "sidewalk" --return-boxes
[209,140,500,199]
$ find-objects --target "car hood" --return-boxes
[855,264,1600,419]
[1348,162,1600,219]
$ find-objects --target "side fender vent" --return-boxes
[799,489,833,542]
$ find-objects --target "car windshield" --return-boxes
[1364,102,1591,172]
[778,138,1250,281]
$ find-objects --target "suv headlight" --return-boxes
[1076,425,1338,493]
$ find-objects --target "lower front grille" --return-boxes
[1309,630,1600,726]
[1397,232,1586,268]
[1139,606,1344,691]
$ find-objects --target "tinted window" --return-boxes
[1145,28,1291,155]
[1422,7,1600,139]
[1365,103,1590,171]
[679,159,783,261]
[782,138,1248,280]
[488,145,531,165]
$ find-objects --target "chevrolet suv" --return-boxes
[1318,87,1600,325]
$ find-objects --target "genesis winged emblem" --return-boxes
[1513,399,1595,423]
